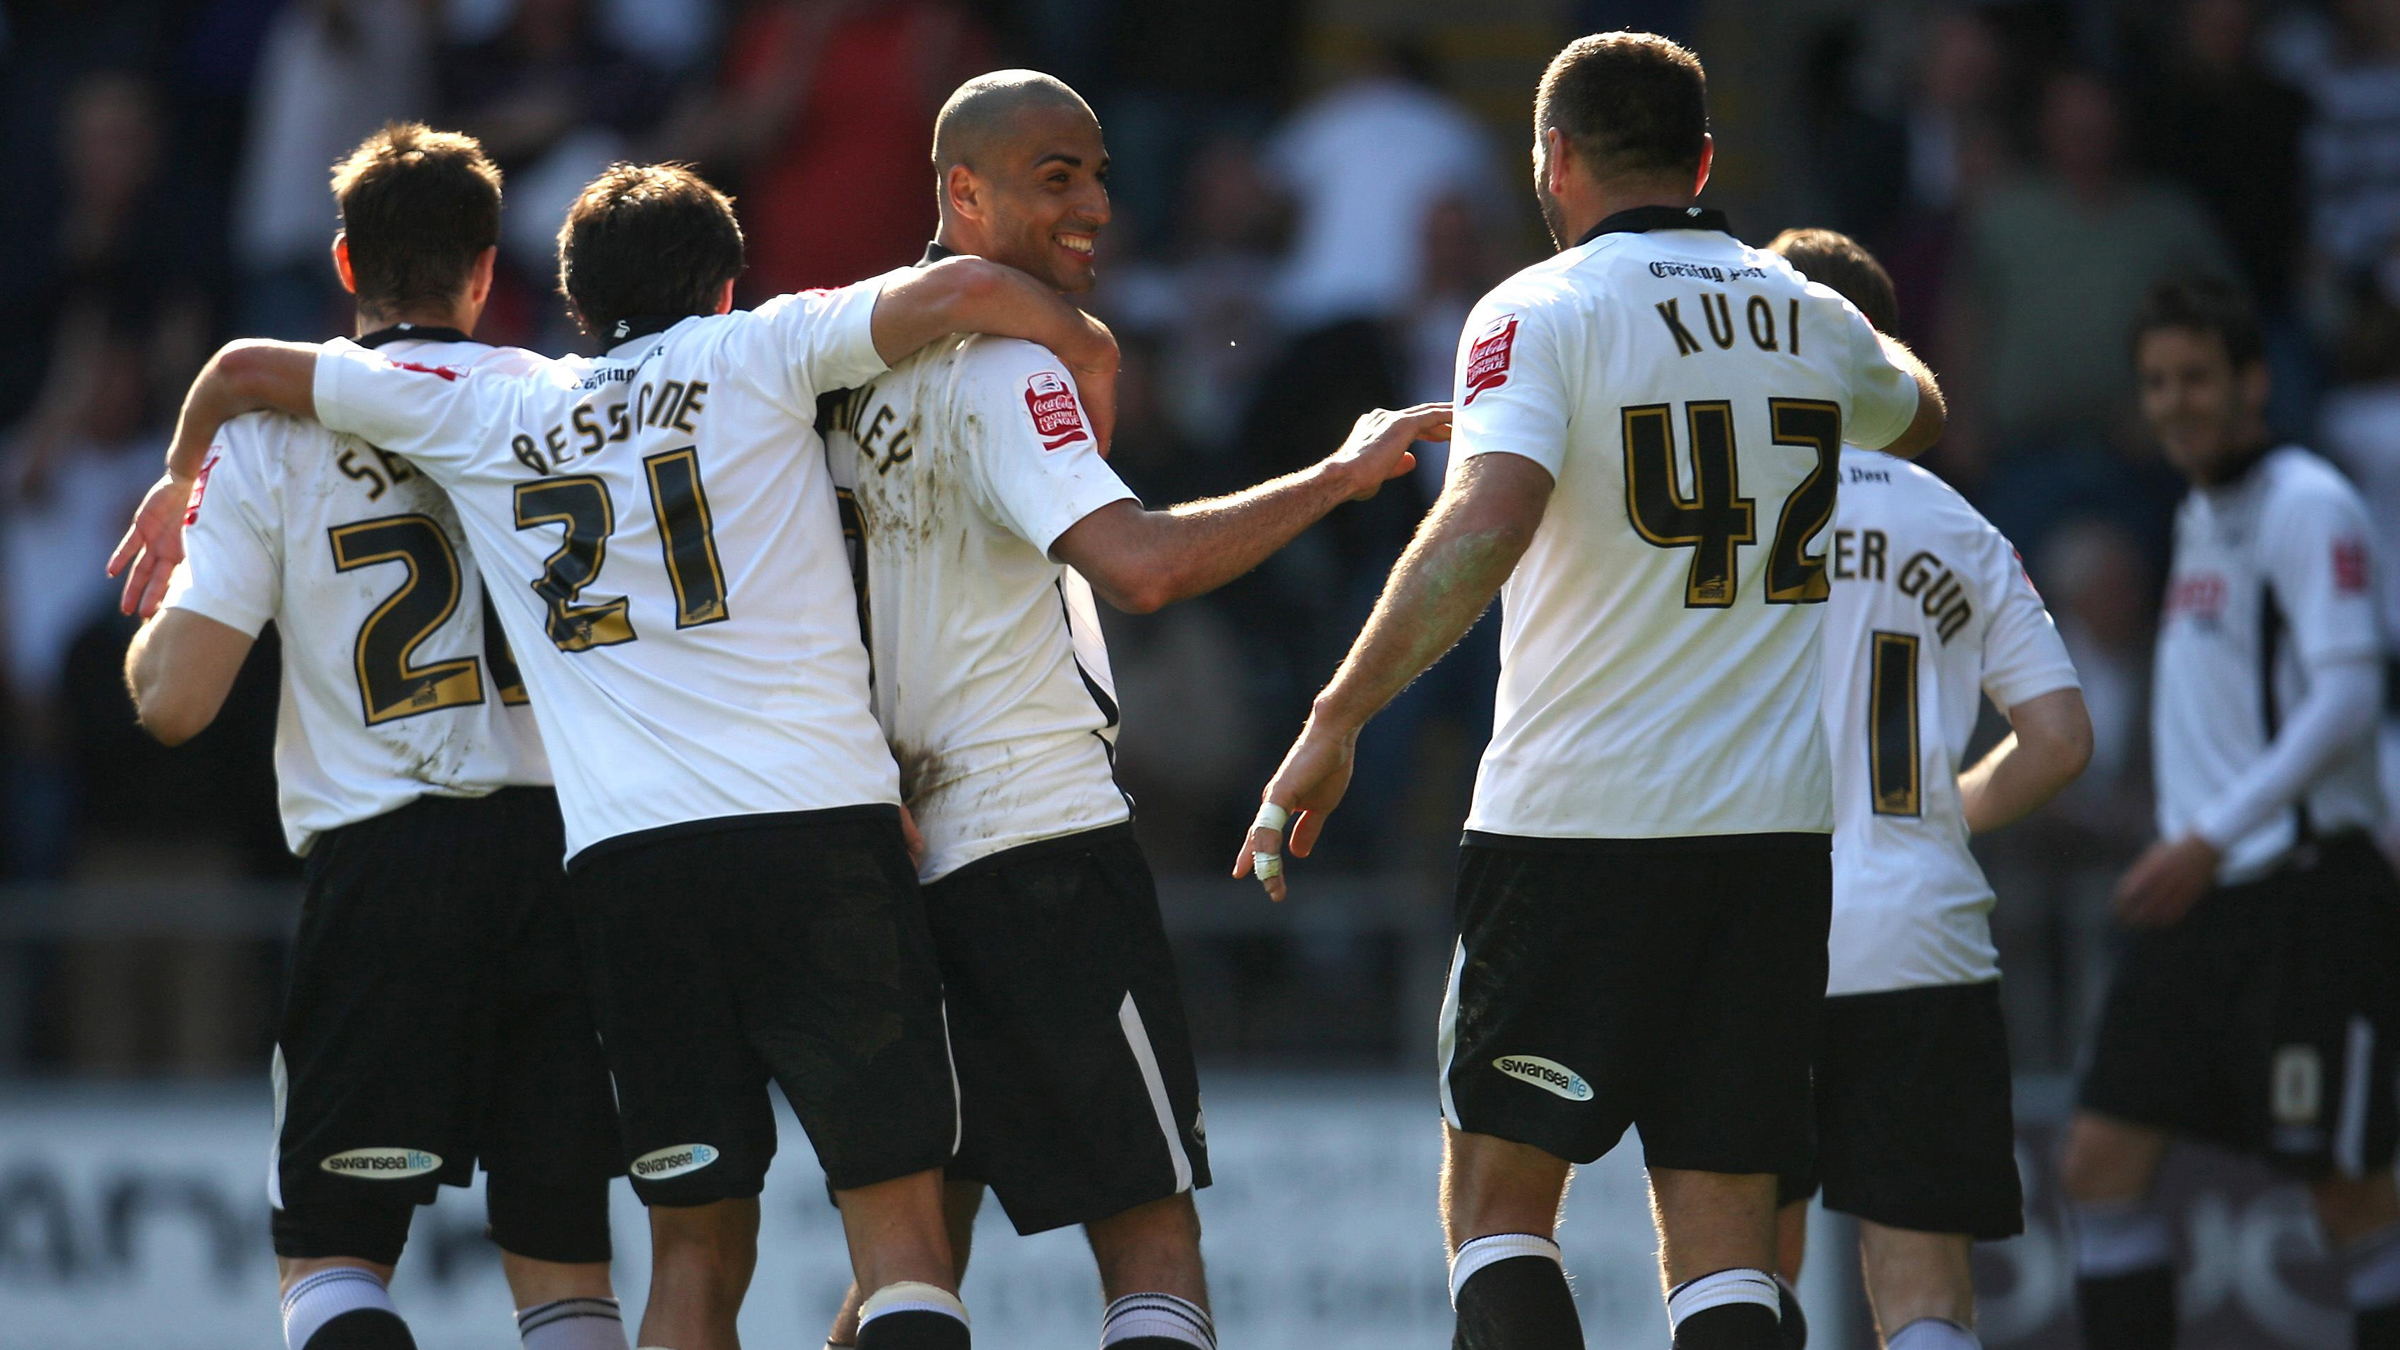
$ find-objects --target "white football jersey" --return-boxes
[1451,207,1922,840]
[1820,449,2079,995]
[822,327,1136,881]
[2154,445,2385,883]
[160,333,550,855]
[312,282,901,862]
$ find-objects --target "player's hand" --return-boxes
[1068,313,1118,458]
[1325,404,1451,501]
[1233,714,1361,902]
[107,470,196,620]
[2112,834,2219,928]
[898,802,928,872]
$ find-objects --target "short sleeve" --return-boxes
[1837,301,1919,451]
[159,419,282,637]
[1450,286,1571,480]
[312,344,499,478]
[1975,525,2080,710]
[2263,471,2383,668]
[734,275,894,417]
[960,344,1137,555]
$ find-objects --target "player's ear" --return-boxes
[1693,135,1715,197]
[466,245,497,311]
[714,277,735,315]
[331,233,358,297]
[944,162,983,223]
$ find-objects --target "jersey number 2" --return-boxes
[329,514,526,724]
[511,448,730,652]
[1622,398,1840,607]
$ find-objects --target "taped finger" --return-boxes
[1251,851,1282,881]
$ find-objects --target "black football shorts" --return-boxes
[1782,980,2024,1240]
[1440,832,1830,1178]
[568,806,956,1204]
[271,787,619,1266]
[2079,831,2400,1177]
[926,825,1209,1234]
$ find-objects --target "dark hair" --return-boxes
[557,163,744,339]
[2130,274,2263,370]
[331,123,502,316]
[1766,227,1899,333]
[1536,31,1708,181]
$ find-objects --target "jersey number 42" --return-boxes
[1621,398,1841,607]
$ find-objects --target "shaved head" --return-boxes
[932,69,1095,173]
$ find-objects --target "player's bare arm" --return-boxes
[123,607,257,746]
[1236,450,1553,900]
[1874,333,1947,459]
[1053,404,1449,614]
[1956,686,2093,834]
[108,340,321,616]
[872,255,1120,447]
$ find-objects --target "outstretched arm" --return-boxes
[108,341,320,616]
[1051,405,1450,613]
[1958,686,2092,833]
[871,257,1122,447]
[1236,450,1553,899]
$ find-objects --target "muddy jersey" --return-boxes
[311,282,901,862]
[823,332,1136,881]
[1820,449,2079,994]
[161,334,550,855]
[1451,206,1921,841]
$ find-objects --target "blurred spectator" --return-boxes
[1260,39,1503,332]
[1959,70,2234,454]
[438,0,673,283]
[662,0,989,300]
[1098,0,1297,253]
[1874,8,2012,356]
[2136,0,2308,307]
[2273,0,2400,283]
[1795,17,1908,246]
[231,0,428,339]
[2315,273,2400,854]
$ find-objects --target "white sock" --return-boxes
[517,1297,626,1350]
[2345,1222,2400,1311]
[858,1281,970,1329]
[2071,1199,2171,1277]
[1665,1267,1781,1332]
[1101,1292,1216,1348]
[282,1266,403,1350]
[1888,1317,1979,1349]
[1447,1231,1563,1307]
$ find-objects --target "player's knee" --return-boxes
[1087,1192,1206,1296]
[649,1198,759,1278]
[2312,1172,2400,1246]
[1442,1129,1570,1237]
[486,1172,613,1268]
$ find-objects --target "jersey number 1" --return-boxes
[1622,398,1840,607]
[511,447,731,653]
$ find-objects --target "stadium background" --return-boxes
[2,0,2397,1344]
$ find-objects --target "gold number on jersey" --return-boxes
[645,448,730,627]
[513,476,637,652]
[1764,400,1841,603]
[1868,630,1921,817]
[1622,398,1844,608]
[327,514,486,724]
[481,590,529,704]
[1622,401,1754,606]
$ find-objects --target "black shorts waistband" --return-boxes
[930,821,1139,887]
[567,803,901,873]
[1460,829,1832,856]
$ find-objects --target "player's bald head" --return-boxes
[933,70,1096,173]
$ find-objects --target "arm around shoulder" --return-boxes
[1868,332,1946,459]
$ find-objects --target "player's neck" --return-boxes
[1555,184,1695,250]
[353,302,477,341]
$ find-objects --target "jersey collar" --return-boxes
[1574,204,1731,248]
[920,241,957,267]
[356,322,473,349]
[604,314,689,346]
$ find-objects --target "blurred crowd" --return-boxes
[2,0,2398,1074]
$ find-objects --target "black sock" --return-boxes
[1776,1275,1806,1349]
[2075,1267,2175,1350]
[1672,1302,1781,1350]
[1452,1252,1582,1349]
[2360,1303,2400,1350]
[305,1310,418,1350]
[855,1310,970,1350]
